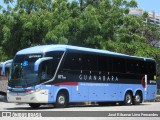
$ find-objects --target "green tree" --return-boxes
[0,0,160,77]
[15,0,52,14]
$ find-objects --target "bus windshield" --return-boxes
[9,51,64,88]
[9,54,42,88]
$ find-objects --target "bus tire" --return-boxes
[133,92,142,105]
[29,103,41,109]
[123,92,132,105]
[55,92,69,108]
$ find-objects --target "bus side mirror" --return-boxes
[1,59,13,76]
[34,57,53,72]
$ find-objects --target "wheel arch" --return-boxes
[55,88,70,102]
[123,89,134,105]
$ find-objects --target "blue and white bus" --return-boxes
[7,45,157,108]
[0,59,12,94]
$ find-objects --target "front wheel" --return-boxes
[55,92,69,108]
[123,92,132,105]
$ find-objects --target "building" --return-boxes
[129,8,160,25]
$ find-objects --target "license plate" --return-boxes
[16,97,21,100]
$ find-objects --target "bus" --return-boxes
[0,60,12,94]
[7,45,157,108]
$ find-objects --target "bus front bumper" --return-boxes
[7,89,49,103]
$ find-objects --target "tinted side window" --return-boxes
[39,60,54,83]
[98,55,112,72]
[45,51,64,75]
[139,61,146,74]
[45,51,63,59]
[63,52,82,70]
[147,61,156,74]
[126,59,147,74]
[82,54,98,71]
[112,57,125,73]
[126,60,138,74]
[45,51,63,68]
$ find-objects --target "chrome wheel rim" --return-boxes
[58,96,65,104]
[126,94,131,104]
[135,94,141,102]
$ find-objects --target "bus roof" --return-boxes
[16,44,154,61]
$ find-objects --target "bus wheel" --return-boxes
[133,92,142,105]
[29,103,41,109]
[124,92,132,105]
[55,92,68,108]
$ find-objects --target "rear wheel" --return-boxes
[133,92,142,105]
[123,92,132,105]
[29,103,41,109]
[55,92,69,108]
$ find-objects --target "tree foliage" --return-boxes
[0,0,160,74]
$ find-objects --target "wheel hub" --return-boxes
[58,96,65,104]
[135,95,140,102]
[126,94,131,103]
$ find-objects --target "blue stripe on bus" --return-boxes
[39,82,156,103]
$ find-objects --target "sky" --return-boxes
[137,0,160,14]
[0,0,160,15]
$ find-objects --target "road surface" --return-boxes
[0,95,159,120]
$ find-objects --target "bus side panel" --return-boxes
[145,85,157,100]
[104,84,121,101]
[40,85,55,103]
[41,84,89,103]
[41,84,156,103]
[48,85,72,103]
[71,84,89,102]
[89,84,104,101]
